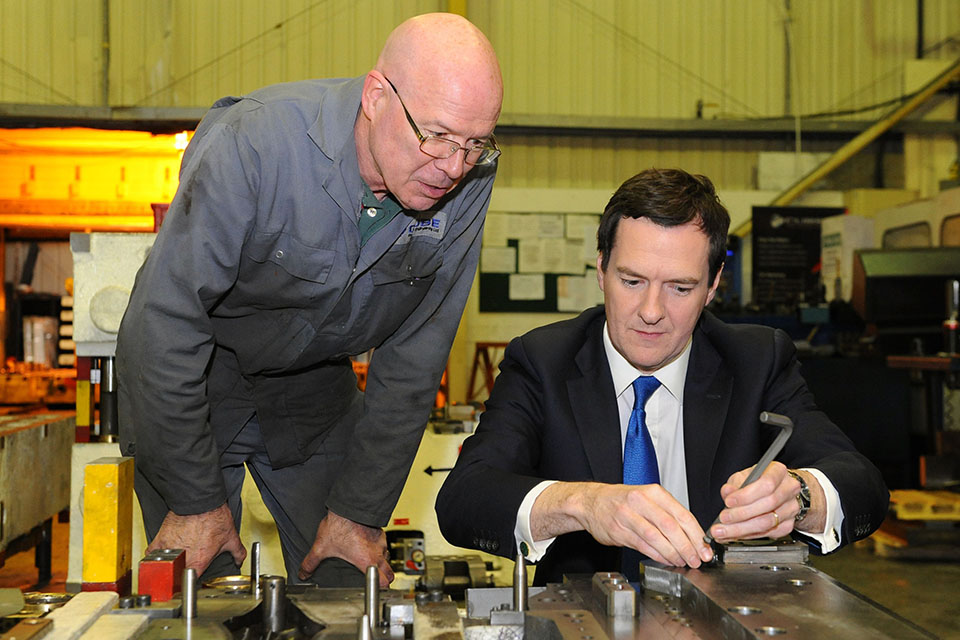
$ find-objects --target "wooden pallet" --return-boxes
[889,489,960,521]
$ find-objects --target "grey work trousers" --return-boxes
[134,413,365,587]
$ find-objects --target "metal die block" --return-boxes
[138,549,185,603]
[591,571,636,617]
[718,539,810,564]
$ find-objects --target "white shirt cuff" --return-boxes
[514,480,559,562]
[799,467,844,553]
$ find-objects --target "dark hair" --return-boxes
[597,168,730,282]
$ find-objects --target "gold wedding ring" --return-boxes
[773,511,780,527]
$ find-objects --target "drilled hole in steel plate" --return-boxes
[556,588,571,595]
[755,626,788,635]
[541,597,555,602]
[785,579,811,587]
[652,594,670,602]
[665,607,682,615]
[728,606,762,615]
[760,565,791,572]
[563,613,583,618]
[673,616,692,626]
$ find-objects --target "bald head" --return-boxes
[354,13,502,210]
[376,13,502,118]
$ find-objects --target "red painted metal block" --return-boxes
[81,570,132,596]
[138,549,185,602]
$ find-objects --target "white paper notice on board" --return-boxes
[509,274,545,300]
[557,275,587,312]
[518,239,547,273]
[484,213,510,246]
[481,246,516,273]
[538,214,565,238]
[566,215,599,239]
[509,213,539,239]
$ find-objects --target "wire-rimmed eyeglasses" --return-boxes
[384,76,500,166]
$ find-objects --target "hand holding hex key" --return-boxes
[702,412,794,545]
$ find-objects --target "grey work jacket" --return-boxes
[116,77,495,527]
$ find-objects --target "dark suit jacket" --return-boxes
[436,306,889,585]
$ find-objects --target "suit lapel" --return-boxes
[683,317,733,522]
[568,315,622,484]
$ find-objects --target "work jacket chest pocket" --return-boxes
[370,240,443,287]
[242,231,337,303]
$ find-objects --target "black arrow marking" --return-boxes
[424,466,453,476]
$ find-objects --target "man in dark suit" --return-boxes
[436,168,888,584]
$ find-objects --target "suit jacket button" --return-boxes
[490,540,500,551]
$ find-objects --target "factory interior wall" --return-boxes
[2,1,958,118]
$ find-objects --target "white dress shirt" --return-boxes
[514,322,845,561]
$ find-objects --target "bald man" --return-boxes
[117,13,503,588]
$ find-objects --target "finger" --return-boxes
[642,490,712,566]
[630,516,688,567]
[378,557,395,587]
[298,547,324,581]
[225,538,247,568]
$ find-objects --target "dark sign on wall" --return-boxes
[752,206,843,309]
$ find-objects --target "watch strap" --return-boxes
[787,470,811,522]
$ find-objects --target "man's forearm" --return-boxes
[529,482,592,541]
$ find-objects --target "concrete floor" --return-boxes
[1,518,959,638]
[810,543,960,640]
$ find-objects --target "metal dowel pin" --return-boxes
[183,568,197,620]
[513,552,528,612]
[250,541,261,598]
[365,566,380,630]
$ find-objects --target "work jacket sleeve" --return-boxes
[117,120,258,515]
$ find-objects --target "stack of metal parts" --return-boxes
[0,540,937,639]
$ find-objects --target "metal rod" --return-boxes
[262,576,285,634]
[183,568,197,620]
[364,566,380,630]
[703,412,794,544]
[99,356,118,442]
[358,613,372,640]
[250,541,261,599]
[513,552,528,612]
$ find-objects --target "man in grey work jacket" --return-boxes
[116,13,503,587]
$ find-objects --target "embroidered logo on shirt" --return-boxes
[396,211,447,244]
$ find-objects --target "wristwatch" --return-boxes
[787,470,811,522]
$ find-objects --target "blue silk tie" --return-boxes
[621,375,661,581]
[622,376,661,485]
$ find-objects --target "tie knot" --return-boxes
[632,375,661,407]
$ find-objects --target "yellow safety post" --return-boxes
[82,456,134,595]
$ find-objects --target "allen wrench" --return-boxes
[703,411,794,545]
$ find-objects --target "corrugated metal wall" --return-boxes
[0,0,957,192]
[3,0,956,114]
[111,0,444,107]
[0,0,103,105]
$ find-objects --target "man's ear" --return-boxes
[359,71,388,121]
[705,262,724,306]
[596,253,605,292]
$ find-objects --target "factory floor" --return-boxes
[1,518,959,639]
